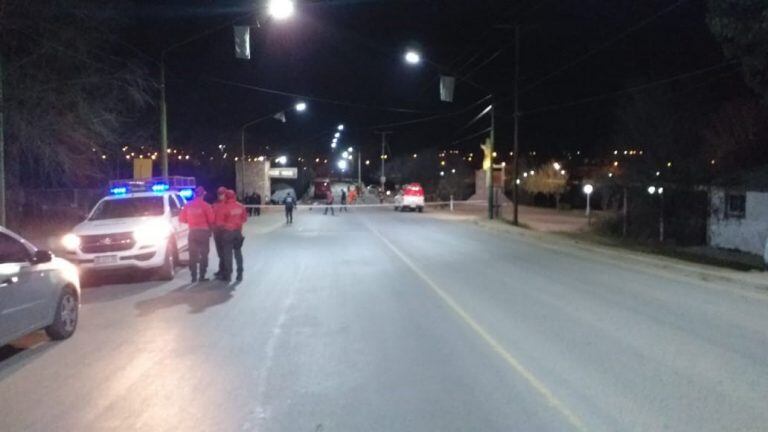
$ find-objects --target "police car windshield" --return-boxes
[90,196,165,220]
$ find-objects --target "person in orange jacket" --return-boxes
[219,189,248,282]
[179,186,214,282]
[212,186,228,278]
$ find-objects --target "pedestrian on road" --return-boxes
[340,189,348,212]
[283,192,296,224]
[219,189,247,282]
[212,186,228,278]
[348,187,357,205]
[323,189,335,216]
[254,192,262,216]
[179,186,214,282]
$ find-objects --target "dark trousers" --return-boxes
[285,207,294,223]
[188,229,211,278]
[340,201,348,212]
[324,204,334,215]
[213,228,224,274]
[221,230,245,278]
[255,206,261,216]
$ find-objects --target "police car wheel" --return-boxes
[157,244,176,281]
[45,286,79,340]
[417,207,423,213]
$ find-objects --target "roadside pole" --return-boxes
[376,131,391,192]
[159,56,169,178]
[357,149,362,190]
[512,25,520,226]
[487,104,495,220]
[0,52,6,226]
[622,187,628,237]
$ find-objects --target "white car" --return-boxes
[62,190,190,281]
[0,226,80,346]
[394,183,425,213]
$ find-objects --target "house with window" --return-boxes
[707,166,768,260]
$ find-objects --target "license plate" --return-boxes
[94,255,118,265]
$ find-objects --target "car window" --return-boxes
[169,195,181,217]
[0,233,30,264]
[89,196,165,220]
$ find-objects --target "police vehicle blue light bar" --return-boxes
[109,187,128,195]
[179,189,194,199]
[151,183,170,192]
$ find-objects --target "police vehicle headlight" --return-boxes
[133,221,171,246]
[61,233,81,251]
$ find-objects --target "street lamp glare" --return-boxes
[294,102,307,112]
[342,151,349,158]
[331,143,337,149]
[337,159,348,170]
[337,124,345,131]
[347,147,353,152]
[583,184,594,195]
[647,186,656,195]
[267,0,295,20]
[334,132,340,138]
[404,50,421,65]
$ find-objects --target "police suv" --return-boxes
[61,177,195,281]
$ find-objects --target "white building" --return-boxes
[707,167,768,261]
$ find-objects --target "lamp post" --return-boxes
[159,0,295,178]
[648,185,664,242]
[583,184,594,226]
[239,101,306,195]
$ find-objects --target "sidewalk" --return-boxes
[472,217,768,291]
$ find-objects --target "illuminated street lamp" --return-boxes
[583,184,594,225]
[294,101,307,112]
[337,124,345,131]
[267,0,295,20]
[648,185,665,242]
[276,155,288,165]
[337,159,348,171]
[404,49,422,65]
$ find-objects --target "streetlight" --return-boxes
[404,49,421,65]
[294,101,307,112]
[553,162,561,170]
[267,0,295,20]
[648,185,665,242]
[276,155,288,165]
[583,184,594,225]
[337,159,348,170]
[159,3,294,178]
[337,124,345,131]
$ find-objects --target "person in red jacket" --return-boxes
[179,186,214,282]
[212,186,228,278]
[219,189,248,282]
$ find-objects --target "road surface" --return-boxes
[2,208,768,431]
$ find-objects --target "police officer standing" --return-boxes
[219,189,247,282]
[212,186,228,278]
[179,186,214,282]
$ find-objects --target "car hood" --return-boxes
[71,216,165,236]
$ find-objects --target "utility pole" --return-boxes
[487,104,495,220]
[159,56,169,179]
[357,149,362,189]
[512,25,521,226]
[0,52,6,226]
[376,131,391,192]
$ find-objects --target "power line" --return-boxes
[206,76,439,114]
[518,0,687,96]
[520,60,739,115]
[364,95,492,130]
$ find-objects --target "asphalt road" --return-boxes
[2,207,768,431]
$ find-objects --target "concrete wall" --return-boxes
[235,160,270,200]
[708,188,768,256]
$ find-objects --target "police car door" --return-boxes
[169,194,189,263]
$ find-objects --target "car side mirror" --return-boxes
[31,250,53,264]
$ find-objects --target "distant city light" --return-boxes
[553,162,561,170]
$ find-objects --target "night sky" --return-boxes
[124,0,743,167]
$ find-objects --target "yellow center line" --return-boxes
[366,224,588,432]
